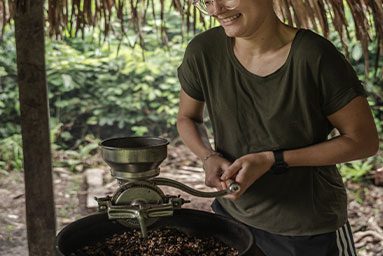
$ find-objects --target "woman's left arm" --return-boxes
[221,96,379,200]
[284,96,379,166]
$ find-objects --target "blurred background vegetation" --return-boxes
[0,1,382,183]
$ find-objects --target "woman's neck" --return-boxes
[234,17,293,57]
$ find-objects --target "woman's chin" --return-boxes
[222,26,243,38]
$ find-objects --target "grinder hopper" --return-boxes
[100,136,169,181]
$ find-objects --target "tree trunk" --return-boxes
[14,0,56,255]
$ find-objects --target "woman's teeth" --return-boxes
[222,14,241,23]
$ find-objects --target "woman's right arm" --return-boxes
[177,89,230,189]
[177,89,213,159]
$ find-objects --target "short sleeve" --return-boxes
[177,44,205,102]
[317,41,367,116]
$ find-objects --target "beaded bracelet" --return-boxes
[201,151,222,170]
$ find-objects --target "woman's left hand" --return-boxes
[220,151,275,200]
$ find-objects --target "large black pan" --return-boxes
[56,208,264,256]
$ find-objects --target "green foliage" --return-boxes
[0,24,188,147]
[45,36,185,147]
[0,28,20,138]
[338,158,374,182]
[0,134,23,172]
[0,9,192,173]
[0,7,381,177]
[53,135,101,172]
[329,23,383,150]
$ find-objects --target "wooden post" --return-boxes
[14,0,56,255]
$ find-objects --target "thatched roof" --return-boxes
[2,0,383,72]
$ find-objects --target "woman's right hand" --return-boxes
[203,155,232,190]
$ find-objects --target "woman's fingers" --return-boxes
[204,156,234,190]
[205,173,222,188]
[220,160,242,180]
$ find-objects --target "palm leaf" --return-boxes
[5,0,383,73]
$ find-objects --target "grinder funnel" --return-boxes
[100,136,169,180]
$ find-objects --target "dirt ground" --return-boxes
[0,143,382,256]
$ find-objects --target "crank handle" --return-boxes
[152,177,239,198]
[225,179,240,194]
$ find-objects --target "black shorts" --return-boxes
[211,199,357,256]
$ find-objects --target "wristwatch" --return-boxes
[270,150,289,174]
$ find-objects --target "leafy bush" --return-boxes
[52,134,101,172]
[0,134,23,173]
[338,158,374,182]
[0,28,19,138]
[46,36,186,147]
[0,26,189,148]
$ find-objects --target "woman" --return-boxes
[176,0,379,255]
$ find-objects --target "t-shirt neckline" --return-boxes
[225,28,306,81]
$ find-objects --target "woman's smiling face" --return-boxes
[211,0,275,38]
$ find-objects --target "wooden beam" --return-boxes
[14,0,56,255]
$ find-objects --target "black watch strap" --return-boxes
[271,150,288,174]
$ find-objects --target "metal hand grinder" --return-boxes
[95,136,240,238]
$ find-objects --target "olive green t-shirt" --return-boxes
[177,26,367,235]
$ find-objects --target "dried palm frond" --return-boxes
[6,0,383,73]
